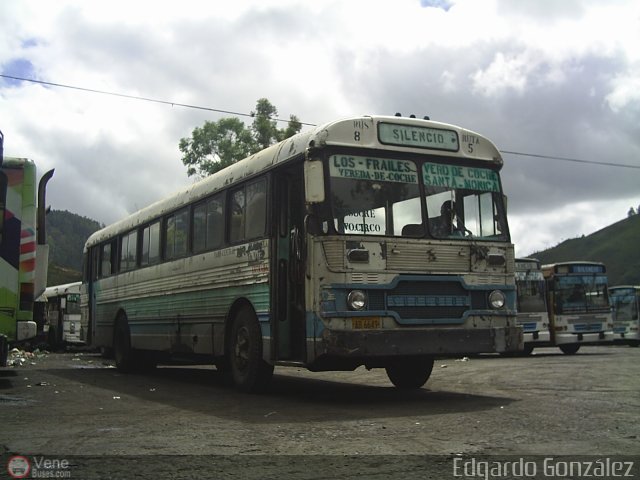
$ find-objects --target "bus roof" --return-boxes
[609,285,640,292]
[42,281,82,298]
[85,115,503,249]
[542,261,605,268]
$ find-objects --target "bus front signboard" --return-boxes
[378,122,459,151]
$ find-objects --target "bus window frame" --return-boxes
[164,207,190,261]
[227,177,269,245]
[193,192,226,254]
[140,220,161,267]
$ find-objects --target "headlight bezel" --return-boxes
[347,290,367,311]
[488,290,506,309]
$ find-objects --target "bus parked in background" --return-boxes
[541,261,612,354]
[42,282,83,348]
[608,286,639,347]
[82,114,521,392]
[0,130,54,366]
[514,258,549,355]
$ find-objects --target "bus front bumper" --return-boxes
[17,321,37,341]
[605,331,640,345]
[523,330,550,344]
[554,331,607,345]
[318,326,523,359]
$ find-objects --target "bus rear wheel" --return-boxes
[228,306,273,393]
[559,344,580,355]
[113,315,157,373]
[385,357,434,389]
[113,315,135,373]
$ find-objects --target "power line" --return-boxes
[0,74,317,127]
[2,73,639,170]
[500,150,640,170]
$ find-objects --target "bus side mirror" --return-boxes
[304,160,325,204]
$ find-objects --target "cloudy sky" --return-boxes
[2,0,639,257]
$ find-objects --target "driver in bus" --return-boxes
[431,200,456,237]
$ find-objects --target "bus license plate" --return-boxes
[352,317,381,329]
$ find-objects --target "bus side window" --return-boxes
[207,194,225,249]
[165,208,190,260]
[230,179,267,244]
[194,193,225,253]
[100,242,112,278]
[246,180,266,239]
[141,221,160,266]
[229,188,245,244]
[120,230,138,272]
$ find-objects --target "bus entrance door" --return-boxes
[273,167,306,362]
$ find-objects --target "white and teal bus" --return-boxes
[608,286,640,347]
[42,281,83,348]
[81,115,521,392]
[542,261,612,354]
[1,132,54,365]
[514,258,549,355]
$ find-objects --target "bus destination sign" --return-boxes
[567,264,606,274]
[378,122,459,152]
[329,155,418,184]
[422,162,500,192]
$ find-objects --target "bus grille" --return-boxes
[367,280,490,322]
[574,323,603,332]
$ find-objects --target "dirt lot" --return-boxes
[1,346,639,479]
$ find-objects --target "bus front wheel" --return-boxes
[385,357,434,389]
[559,344,580,355]
[228,306,273,393]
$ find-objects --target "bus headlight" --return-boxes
[347,290,367,310]
[488,290,506,309]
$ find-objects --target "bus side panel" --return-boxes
[90,239,271,358]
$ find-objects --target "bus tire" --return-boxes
[228,306,273,393]
[521,345,534,356]
[559,344,580,355]
[113,315,135,373]
[385,357,434,389]
[47,326,60,351]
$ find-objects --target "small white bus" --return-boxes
[514,258,550,355]
[542,261,612,354]
[608,286,640,347]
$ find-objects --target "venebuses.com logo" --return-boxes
[7,455,72,479]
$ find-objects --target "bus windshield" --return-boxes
[611,290,638,321]
[516,271,546,313]
[554,275,609,313]
[328,155,508,240]
[66,294,81,315]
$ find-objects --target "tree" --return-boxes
[179,98,302,177]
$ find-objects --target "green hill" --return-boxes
[46,210,102,285]
[530,214,640,286]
